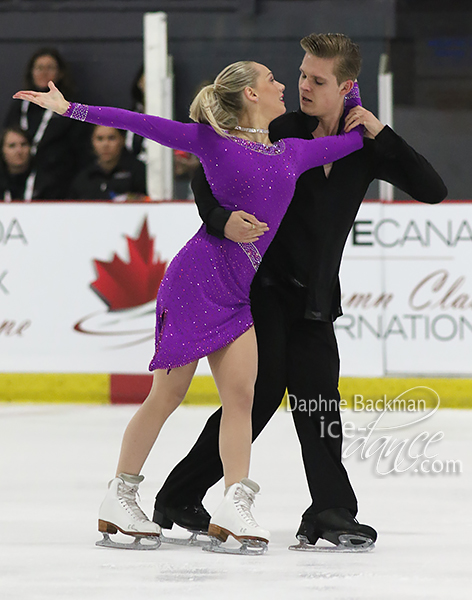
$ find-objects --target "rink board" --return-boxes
[1,201,472,404]
[1,373,471,408]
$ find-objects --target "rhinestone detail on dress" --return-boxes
[228,137,286,156]
[66,103,89,122]
[237,242,262,271]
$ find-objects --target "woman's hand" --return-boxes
[13,81,70,115]
[344,106,385,139]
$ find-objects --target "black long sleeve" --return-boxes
[191,165,231,239]
[370,126,447,204]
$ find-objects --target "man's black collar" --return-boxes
[297,108,319,133]
[297,108,345,135]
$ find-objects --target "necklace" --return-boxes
[234,125,269,134]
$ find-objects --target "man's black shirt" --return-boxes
[193,110,447,321]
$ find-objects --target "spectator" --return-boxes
[4,47,90,197]
[127,65,199,199]
[125,65,146,161]
[69,125,147,201]
[171,79,211,200]
[173,149,200,200]
[0,126,59,201]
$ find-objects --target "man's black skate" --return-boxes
[153,500,211,547]
[289,508,377,553]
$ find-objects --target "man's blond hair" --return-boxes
[300,33,362,84]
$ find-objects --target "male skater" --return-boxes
[153,33,447,550]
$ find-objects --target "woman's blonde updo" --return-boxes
[189,61,259,137]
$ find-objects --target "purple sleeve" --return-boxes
[291,82,364,175]
[63,103,207,156]
[343,81,362,111]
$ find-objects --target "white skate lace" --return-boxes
[234,486,259,527]
[117,481,151,524]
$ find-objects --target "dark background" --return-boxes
[1,0,471,199]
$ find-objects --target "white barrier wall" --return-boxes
[337,201,472,376]
[1,203,203,374]
[1,201,471,377]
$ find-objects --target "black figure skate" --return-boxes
[153,498,211,547]
[289,508,376,553]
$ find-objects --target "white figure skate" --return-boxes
[204,478,269,555]
[96,473,161,550]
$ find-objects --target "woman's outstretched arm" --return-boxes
[13,81,207,156]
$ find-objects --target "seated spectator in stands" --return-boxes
[127,65,198,200]
[0,126,60,201]
[69,125,147,201]
[173,149,200,200]
[4,47,90,197]
[125,65,146,162]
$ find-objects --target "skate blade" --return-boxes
[289,534,375,553]
[96,532,161,551]
[160,531,210,548]
[203,536,268,556]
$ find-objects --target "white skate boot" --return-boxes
[205,478,270,555]
[96,473,161,550]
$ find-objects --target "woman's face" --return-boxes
[2,131,31,172]
[32,54,60,89]
[92,126,124,164]
[251,63,286,122]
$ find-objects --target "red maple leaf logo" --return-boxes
[91,218,167,311]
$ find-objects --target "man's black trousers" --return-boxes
[155,277,358,519]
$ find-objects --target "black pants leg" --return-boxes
[155,279,358,520]
[155,279,288,507]
[286,319,358,518]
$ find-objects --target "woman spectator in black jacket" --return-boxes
[4,47,89,198]
[0,126,60,201]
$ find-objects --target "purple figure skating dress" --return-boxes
[63,86,363,370]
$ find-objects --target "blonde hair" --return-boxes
[189,61,260,137]
[300,33,361,84]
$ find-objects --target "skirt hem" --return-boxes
[148,319,254,373]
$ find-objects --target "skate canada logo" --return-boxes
[73,217,167,349]
[350,217,472,247]
[0,218,32,339]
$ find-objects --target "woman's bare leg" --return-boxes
[116,361,198,476]
[207,326,258,488]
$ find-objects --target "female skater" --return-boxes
[14,61,363,552]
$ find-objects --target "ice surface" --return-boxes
[0,403,470,600]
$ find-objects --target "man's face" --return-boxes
[298,53,347,118]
